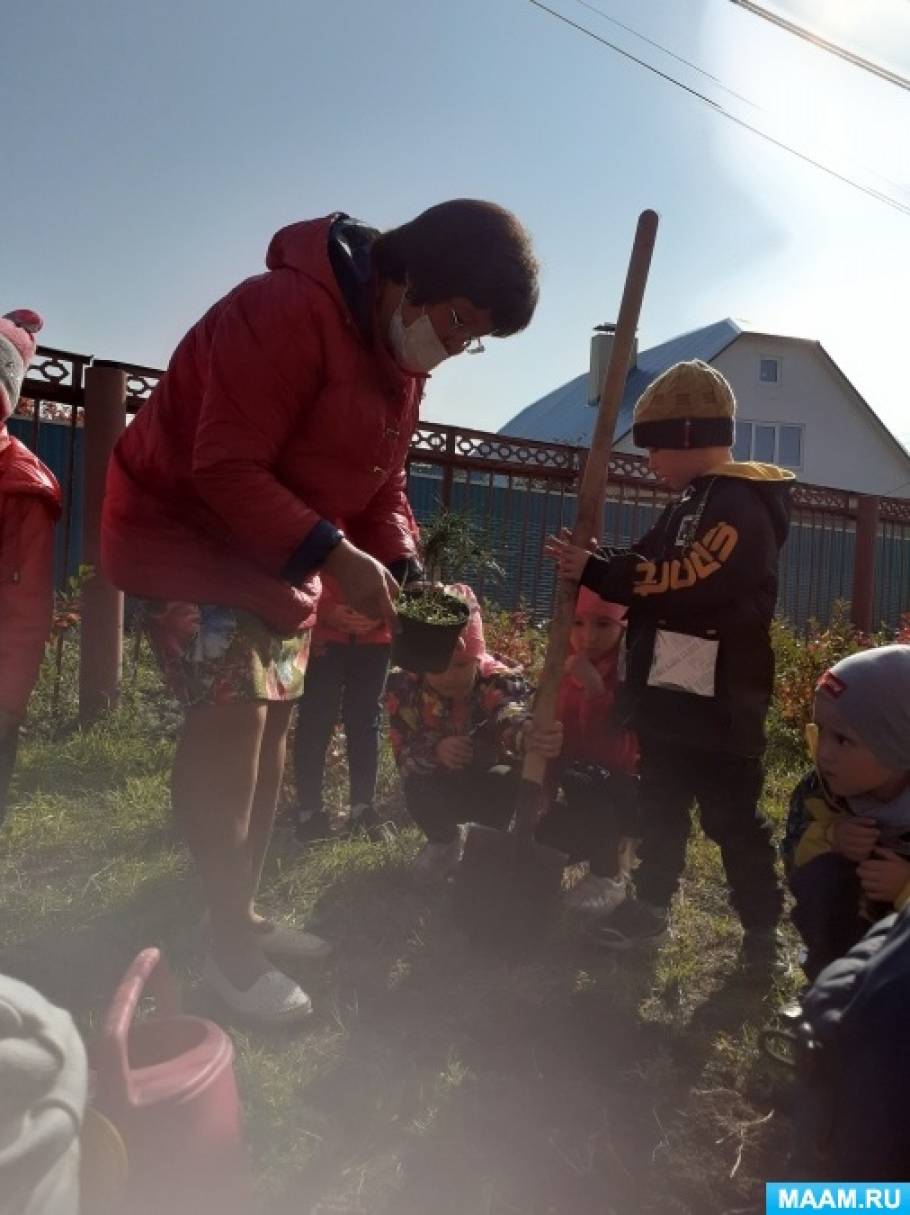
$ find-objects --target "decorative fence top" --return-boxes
[24,347,91,407]
[410,421,584,478]
[19,344,908,517]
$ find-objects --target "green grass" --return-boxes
[1,638,806,1214]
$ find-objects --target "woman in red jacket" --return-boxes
[101,201,538,1023]
[535,588,640,916]
[0,310,61,824]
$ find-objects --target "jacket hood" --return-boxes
[266,214,382,346]
[696,460,793,547]
[707,460,796,483]
[265,215,343,291]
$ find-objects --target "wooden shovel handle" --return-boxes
[520,210,659,792]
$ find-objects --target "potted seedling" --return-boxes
[392,508,504,673]
[393,585,472,673]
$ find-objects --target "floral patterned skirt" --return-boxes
[141,600,310,707]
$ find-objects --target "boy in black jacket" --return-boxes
[548,359,793,959]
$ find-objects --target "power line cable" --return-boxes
[573,0,758,106]
[577,0,910,201]
[729,0,910,92]
[524,0,910,217]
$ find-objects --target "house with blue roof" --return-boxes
[500,319,910,498]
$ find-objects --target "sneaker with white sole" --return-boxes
[201,955,313,1025]
[566,872,628,916]
[413,839,461,882]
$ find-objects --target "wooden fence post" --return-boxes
[79,362,127,725]
[440,429,456,508]
[851,494,880,633]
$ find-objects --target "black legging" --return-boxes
[790,852,890,981]
[0,725,19,827]
[535,763,639,877]
[293,642,391,815]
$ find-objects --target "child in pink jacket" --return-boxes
[535,588,639,914]
[0,310,61,822]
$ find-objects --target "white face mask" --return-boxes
[388,295,449,373]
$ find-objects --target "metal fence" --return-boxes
[16,346,910,636]
[406,425,910,630]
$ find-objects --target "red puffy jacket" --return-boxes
[0,435,61,718]
[102,216,423,635]
[556,650,639,775]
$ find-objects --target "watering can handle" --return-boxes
[95,947,181,1108]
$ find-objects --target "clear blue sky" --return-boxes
[4,0,909,441]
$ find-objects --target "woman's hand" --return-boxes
[323,540,398,628]
[544,527,597,582]
[830,816,879,863]
[436,736,473,770]
[858,848,910,904]
[523,719,564,760]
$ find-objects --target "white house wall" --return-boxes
[616,334,910,499]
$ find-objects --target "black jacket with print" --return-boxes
[580,462,793,756]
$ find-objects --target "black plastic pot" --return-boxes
[391,589,471,674]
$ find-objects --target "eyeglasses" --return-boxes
[450,308,485,355]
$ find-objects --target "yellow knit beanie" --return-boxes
[632,359,736,450]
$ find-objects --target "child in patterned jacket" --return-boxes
[385,583,561,879]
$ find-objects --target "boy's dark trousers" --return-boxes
[404,764,519,843]
[0,726,20,827]
[293,642,391,815]
[790,852,890,981]
[535,763,639,877]
[633,736,782,929]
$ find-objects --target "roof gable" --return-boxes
[499,319,742,445]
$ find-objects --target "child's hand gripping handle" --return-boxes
[514,210,659,834]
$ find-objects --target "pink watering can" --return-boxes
[88,947,252,1215]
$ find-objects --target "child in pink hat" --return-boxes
[535,587,640,914]
[0,310,61,822]
[384,583,562,879]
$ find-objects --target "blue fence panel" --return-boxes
[8,416,84,589]
[10,422,903,631]
[874,524,910,629]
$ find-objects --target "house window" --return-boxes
[778,424,802,469]
[732,419,803,469]
[760,357,780,384]
[754,424,776,463]
[732,421,752,462]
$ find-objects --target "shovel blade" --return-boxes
[452,822,565,950]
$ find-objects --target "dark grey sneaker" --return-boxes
[587,898,669,951]
[295,810,331,843]
[348,803,384,840]
[741,926,788,972]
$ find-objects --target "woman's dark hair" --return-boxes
[372,199,539,336]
